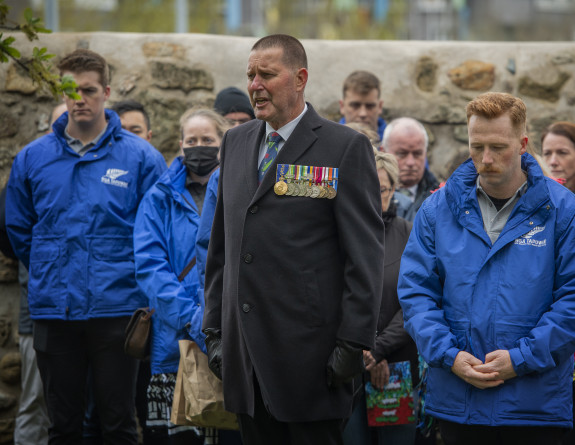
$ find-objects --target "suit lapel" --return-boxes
[242,121,266,199]
[251,105,322,205]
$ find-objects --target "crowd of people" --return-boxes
[1,33,575,445]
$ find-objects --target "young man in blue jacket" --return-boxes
[6,49,166,444]
[398,92,575,445]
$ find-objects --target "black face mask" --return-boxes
[182,146,219,177]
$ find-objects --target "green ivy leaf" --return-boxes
[61,74,81,100]
[23,7,33,22]
[1,35,15,46]
[32,46,54,61]
[4,44,20,58]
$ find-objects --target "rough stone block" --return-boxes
[448,60,495,91]
[150,60,214,93]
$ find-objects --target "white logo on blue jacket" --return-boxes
[514,225,546,247]
[101,168,129,188]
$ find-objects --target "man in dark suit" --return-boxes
[202,34,384,445]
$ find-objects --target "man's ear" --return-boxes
[295,68,308,92]
[520,136,528,155]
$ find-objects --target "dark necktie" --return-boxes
[258,132,282,183]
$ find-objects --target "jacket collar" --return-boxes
[156,157,200,212]
[445,153,548,211]
[444,153,551,249]
[53,109,123,157]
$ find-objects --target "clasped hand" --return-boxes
[364,350,390,391]
[451,350,517,389]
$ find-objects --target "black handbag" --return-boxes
[124,307,155,360]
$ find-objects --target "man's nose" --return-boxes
[482,149,493,164]
[404,153,416,165]
[249,75,263,90]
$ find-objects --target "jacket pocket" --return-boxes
[90,237,138,309]
[28,239,63,311]
[495,316,538,350]
[497,364,567,420]
[427,367,469,415]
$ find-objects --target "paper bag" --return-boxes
[170,352,189,425]
[171,339,238,430]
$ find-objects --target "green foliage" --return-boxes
[0,34,19,62]
[0,0,78,99]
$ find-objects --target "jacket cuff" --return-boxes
[443,347,459,369]
[372,350,384,363]
[509,347,528,376]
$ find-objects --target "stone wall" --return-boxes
[0,32,574,442]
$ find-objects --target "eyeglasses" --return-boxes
[380,187,393,195]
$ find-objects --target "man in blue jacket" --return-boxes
[398,92,575,445]
[338,70,386,140]
[6,49,166,444]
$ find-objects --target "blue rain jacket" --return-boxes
[6,110,166,320]
[398,154,575,427]
[196,168,219,291]
[134,157,206,374]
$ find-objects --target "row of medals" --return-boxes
[274,177,337,199]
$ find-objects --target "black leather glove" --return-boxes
[326,340,365,388]
[203,328,223,380]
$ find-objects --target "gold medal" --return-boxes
[274,166,288,196]
[274,181,288,195]
[327,186,337,199]
[318,186,327,199]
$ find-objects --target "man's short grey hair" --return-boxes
[382,117,429,152]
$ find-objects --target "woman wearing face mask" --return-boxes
[133,108,230,445]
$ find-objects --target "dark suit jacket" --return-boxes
[203,104,384,422]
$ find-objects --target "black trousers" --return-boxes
[34,318,139,445]
[237,379,344,445]
[438,419,567,445]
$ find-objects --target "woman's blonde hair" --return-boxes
[179,107,231,141]
[374,150,399,187]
